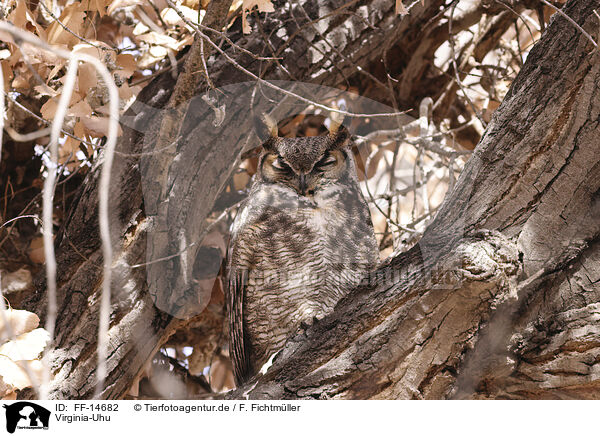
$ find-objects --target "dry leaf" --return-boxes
[9,0,48,39]
[233,172,251,191]
[0,30,15,45]
[27,236,45,264]
[40,98,58,120]
[46,61,67,82]
[12,74,31,90]
[118,81,133,100]
[47,3,86,46]
[0,358,44,395]
[243,0,275,14]
[85,0,108,16]
[1,61,12,90]
[6,48,23,67]
[32,84,57,98]
[19,43,62,66]
[133,22,150,36]
[67,99,93,118]
[40,90,83,119]
[8,0,28,29]
[209,355,235,391]
[242,0,275,33]
[483,100,501,123]
[161,6,199,27]
[0,328,50,361]
[396,0,408,15]
[95,15,121,44]
[59,135,81,169]
[27,13,48,42]
[78,63,98,93]
[0,308,39,339]
[115,53,136,80]
[148,45,168,59]
[74,121,86,138]
[137,32,181,50]
[0,357,32,393]
[72,42,114,61]
[74,121,93,156]
[107,0,145,15]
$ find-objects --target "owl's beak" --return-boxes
[298,174,308,196]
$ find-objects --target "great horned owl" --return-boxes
[226,114,378,385]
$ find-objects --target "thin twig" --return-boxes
[7,94,96,148]
[41,55,79,401]
[494,0,539,41]
[540,0,597,48]
[0,214,42,230]
[38,1,114,52]
[148,0,170,30]
[363,146,419,235]
[7,92,178,159]
[129,199,242,269]
[164,0,408,119]
[418,98,432,218]
[448,2,487,128]
[94,57,120,401]
[4,126,52,142]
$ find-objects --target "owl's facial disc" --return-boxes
[261,149,347,197]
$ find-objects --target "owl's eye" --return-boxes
[316,153,337,168]
[272,157,291,171]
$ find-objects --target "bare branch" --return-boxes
[540,0,598,48]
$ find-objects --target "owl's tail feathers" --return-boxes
[227,270,255,387]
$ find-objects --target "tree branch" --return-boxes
[228,0,600,399]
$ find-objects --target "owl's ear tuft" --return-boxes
[253,113,279,151]
[327,111,350,148]
[328,128,350,149]
[328,111,345,136]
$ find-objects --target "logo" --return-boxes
[3,402,50,433]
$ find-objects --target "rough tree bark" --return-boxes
[21,0,599,399]
[229,0,600,399]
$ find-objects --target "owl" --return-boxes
[226,113,379,385]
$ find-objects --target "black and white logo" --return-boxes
[3,402,50,433]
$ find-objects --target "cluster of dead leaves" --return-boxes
[0,0,290,170]
[0,0,281,169]
[0,0,217,169]
[0,308,50,399]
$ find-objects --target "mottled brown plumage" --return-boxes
[226,115,378,385]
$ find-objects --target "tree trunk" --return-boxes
[228,0,600,399]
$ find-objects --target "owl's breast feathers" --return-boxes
[227,183,378,384]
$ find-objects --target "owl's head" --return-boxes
[256,113,354,196]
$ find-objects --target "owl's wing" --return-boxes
[227,269,253,386]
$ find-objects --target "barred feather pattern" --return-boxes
[227,140,378,385]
